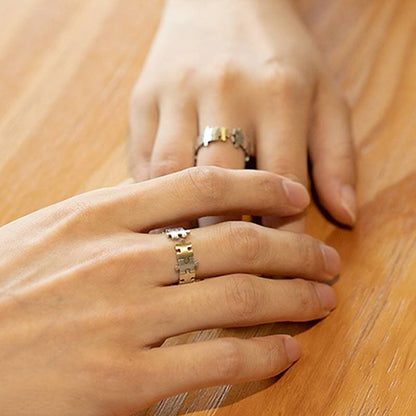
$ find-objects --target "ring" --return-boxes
[195,126,250,162]
[165,227,199,284]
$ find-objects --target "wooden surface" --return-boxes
[0,0,415,415]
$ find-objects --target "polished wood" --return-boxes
[0,0,415,415]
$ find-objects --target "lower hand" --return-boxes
[0,168,340,414]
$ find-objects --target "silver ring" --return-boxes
[195,126,250,162]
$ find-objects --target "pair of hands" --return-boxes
[129,0,357,230]
[0,0,354,414]
[0,168,340,415]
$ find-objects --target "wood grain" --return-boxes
[0,0,415,415]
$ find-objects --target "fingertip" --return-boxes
[283,336,302,362]
[340,184,357,225]
[313,171,357,227]
[320,243,342,277]
[282,179,310,211]
[327,181,357,227]
[313,282,338,312]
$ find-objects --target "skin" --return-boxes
[129,0,357,231]
[0,167,341,415]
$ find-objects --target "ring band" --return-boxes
[165,227,199,284]
[166,227,190,241]
[195,126,250,162]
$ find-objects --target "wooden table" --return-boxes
[1,0,415,415]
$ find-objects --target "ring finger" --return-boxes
[149,221,341,285]
[196,93,254,226]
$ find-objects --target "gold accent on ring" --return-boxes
[165,227,199,285]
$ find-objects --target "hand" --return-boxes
[129,0,357,231]
[0,168,340,415]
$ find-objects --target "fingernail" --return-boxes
[284,336,302,362]
[341,184,357,224]
[314,282,337,311]
[282,179,310,209]
[320,244,342,276]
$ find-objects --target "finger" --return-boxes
[138,335,301,406]
[152,221,341,284]
[255,70,313,232]
[128,89,159,182]
[105,167,310,232]
[150,276,336,342]
[150,96,197,179]
[148,97,197,230]
[309,78,357,226]
[196,97,253,227]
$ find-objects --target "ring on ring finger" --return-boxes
[165,227,199,284]
[194,126,251,163]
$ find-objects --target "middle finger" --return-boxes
[256,70,313,232]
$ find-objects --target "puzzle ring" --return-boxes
[165,227,199,285]
[195,126,250,162]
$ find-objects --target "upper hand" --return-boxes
[129,0,357,230]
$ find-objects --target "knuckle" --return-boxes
[262,65,311,102]
[215,338,244,380]
[224,274,262,323]
[45,197,100,246]
[235,173,279,215]
[296,234,320,274]
[172,67,197,90]
[63,188,130,230]
[130,83,154,112]
[209,61,241,94]
[63,193,104,225]
[68,198,95,219]
[253,173,281,211]
[262,338,287,375]
[129,157,151,181]
[311,141,356,185]
[268,157,301,180]
[293,279,321,314]
[127,132,152,163]
[337,151,356,176]
[182,166,226,204]
[226,221,263,265]
[150,154,184,178]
